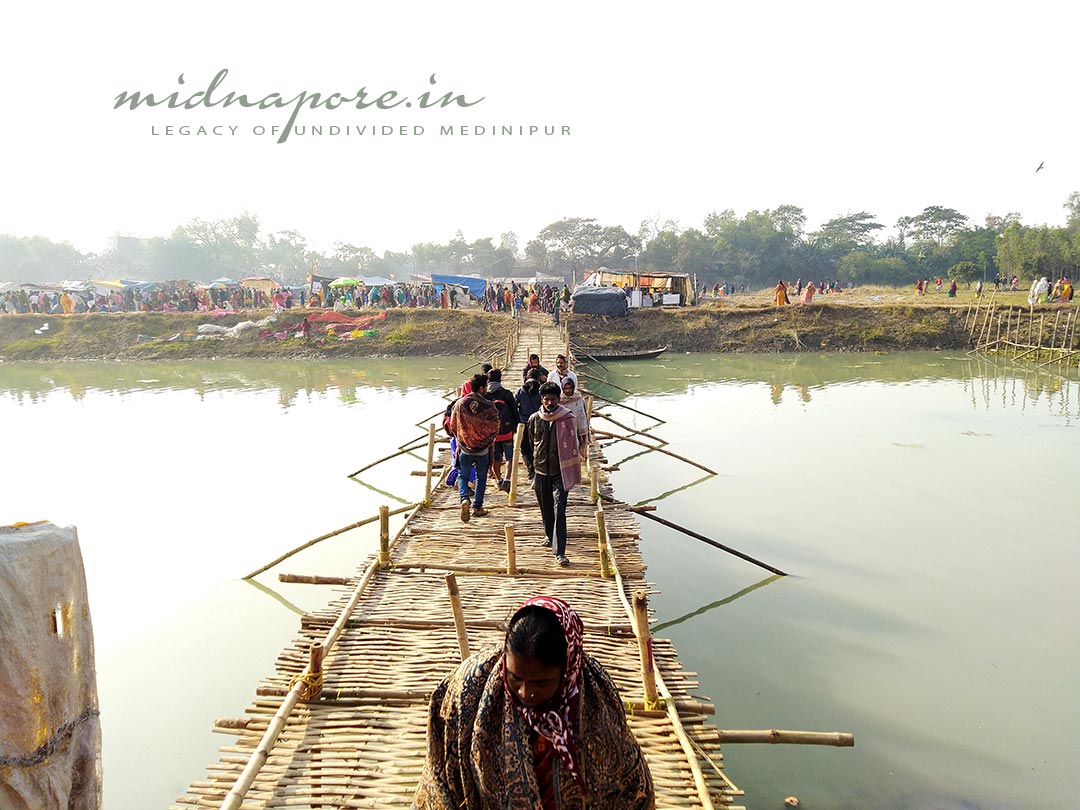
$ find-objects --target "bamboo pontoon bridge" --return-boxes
[171,313,851,810]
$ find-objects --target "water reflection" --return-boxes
[583,352,1080,421]
[0,357,460,407]
[652,574,784,632]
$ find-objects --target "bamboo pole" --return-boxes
[423,423,436,506]
[591,394,666,425]
[347,441,427,477]
[300,643,323,701]
[579,371,636,396]
[277,574,352,585]
[378,505,390,568]
[593,411,669,445]
[243,502,418,579]
[445,573,470,660]
[631,506,788,576]
[717,729,854,747]
[591,429,717,475]
[596,509,612,578]
[508,423,525,506]
[631,590,660,706]
[995,313,1002,351]
[589,465,599,505]
[1037,314,1045,358]
[504,524,517,575]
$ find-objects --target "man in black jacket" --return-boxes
[484,369,519,492]
[525,382,578,566]
[515,367,543,479]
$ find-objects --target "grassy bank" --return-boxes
[571,302,972,354]
[0,309,508,362]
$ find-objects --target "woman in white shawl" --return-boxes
[1029,276,1050,306]
[560,377,590,458]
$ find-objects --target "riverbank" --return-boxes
[0,300,987,362]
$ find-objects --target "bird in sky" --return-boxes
[1035,161,1044,173]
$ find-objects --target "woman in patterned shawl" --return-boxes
[413,596,654,809]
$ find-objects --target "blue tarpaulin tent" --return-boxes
[430,274,486,299]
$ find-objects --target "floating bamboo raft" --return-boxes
[964,292,1079,369]
[171,313,746,809]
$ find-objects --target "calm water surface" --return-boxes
[0,354,1076,809]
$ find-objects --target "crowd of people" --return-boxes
[0,283,297,315]
[419,352,655,808]
[772,277,843,305]
[1,279,574,318]
[442,352,589,567]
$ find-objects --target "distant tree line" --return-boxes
[2,194,1078,288]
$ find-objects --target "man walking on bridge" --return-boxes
[526,382,582,566]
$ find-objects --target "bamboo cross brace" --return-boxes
[593,411,670,446]
[592,429,716,475]
[347,441,429,478]
[243,502,418,580]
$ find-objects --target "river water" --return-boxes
[0,353,1075,809]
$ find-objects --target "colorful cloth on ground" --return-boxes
[449,392,500,454]
[538,405,581,488]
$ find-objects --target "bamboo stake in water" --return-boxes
[505,524,517,575]
[445,573,470,660]
[424,423,436,506]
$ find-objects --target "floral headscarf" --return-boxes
[503,595,585,786]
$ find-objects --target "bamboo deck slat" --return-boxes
[171,313,743,809]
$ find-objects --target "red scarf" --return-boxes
[503,596,585,788]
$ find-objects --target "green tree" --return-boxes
[909,205,968,247]
[640,230,679,271]
[947,261,980,285]
[535,218,639,276]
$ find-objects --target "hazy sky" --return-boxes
[2,1,1076,255]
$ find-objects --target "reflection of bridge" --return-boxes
[171,313,748,809]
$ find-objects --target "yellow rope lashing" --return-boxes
[289,670,325,701]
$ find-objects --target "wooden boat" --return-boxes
[579,347,667,361]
